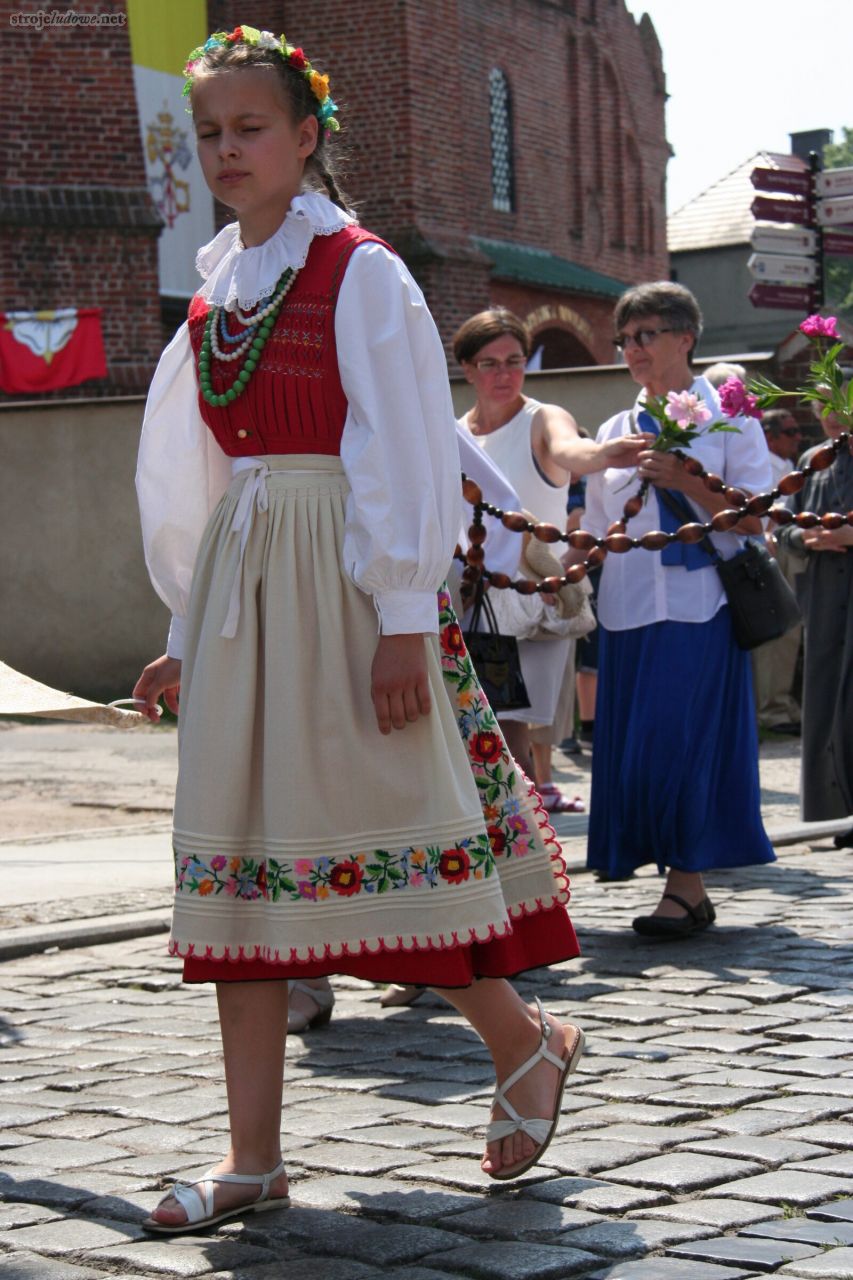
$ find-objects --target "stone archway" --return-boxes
[530,326,596,370]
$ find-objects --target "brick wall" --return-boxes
[287,0,668,356]
[0,0,162,397]
[1,0,669,399]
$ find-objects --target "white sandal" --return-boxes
[287,979,335,1032]
[142,1160,290,1234]
[486,997,584,1182]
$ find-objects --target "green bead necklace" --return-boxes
[198,267,296,408]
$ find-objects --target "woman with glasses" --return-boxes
[454,308,646,812]
[579,282,775,935]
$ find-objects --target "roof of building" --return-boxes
[668,152,808,253]
[474,237,628,298]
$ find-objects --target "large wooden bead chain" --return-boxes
[198,267,296,408]
[457,431,853,593]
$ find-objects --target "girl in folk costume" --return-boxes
[133,27,582,1233]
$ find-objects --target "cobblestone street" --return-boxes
[1,726,853,1278]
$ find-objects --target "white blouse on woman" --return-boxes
[582,376,772,631]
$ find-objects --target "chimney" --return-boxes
[789,129,833,161]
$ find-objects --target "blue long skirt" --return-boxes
[587,608,775,879]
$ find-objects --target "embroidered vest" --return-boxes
[187,225,393,458]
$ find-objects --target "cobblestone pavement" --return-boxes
[2,834,853,1279]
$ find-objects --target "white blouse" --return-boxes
[582,375,772,631]
[136,194,463,657]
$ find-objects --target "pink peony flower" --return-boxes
[800,314,840,339]
[664,390,713,428]
[718,376,763,422]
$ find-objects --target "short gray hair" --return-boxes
[614,281,704,362]
[704,361,746,388]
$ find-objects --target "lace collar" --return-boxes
[195,190,355,311]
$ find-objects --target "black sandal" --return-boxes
[632,892,716,939]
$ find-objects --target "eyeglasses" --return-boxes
[472,355,527,373]
[779,427,802,437]
[614,328,676,351]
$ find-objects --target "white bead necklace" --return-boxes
[210,270,299,363]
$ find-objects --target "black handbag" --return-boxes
[463,582,531,711]
[657,489,801,651]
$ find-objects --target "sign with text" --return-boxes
[749,283,814,311]
[750,167,811,197]
[823,230,853,256]
[751,196,810,226]
[816,166,853,198]
[748,252,818,285]
[817,194,853,227]
[751,224,817,256]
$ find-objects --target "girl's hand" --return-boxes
[133,655,182,722]
[371,634,431,735]
[803,526,853,553]
[638,448,684,490]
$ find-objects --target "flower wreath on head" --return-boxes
[182,25,340,134]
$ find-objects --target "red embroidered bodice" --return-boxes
[187,225,392,457]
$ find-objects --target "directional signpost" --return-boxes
[749,152,853,313]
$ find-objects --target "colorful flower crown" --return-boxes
[182,25,340,134]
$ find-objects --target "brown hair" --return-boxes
[614,281,703,363]
[190,41,351,212]
[452,308,529,365]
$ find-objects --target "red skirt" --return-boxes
[183,902,578,986]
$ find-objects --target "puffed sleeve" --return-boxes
[135,322,232,658]
[336,243,462,634]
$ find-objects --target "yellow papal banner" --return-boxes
[127,0,214,299]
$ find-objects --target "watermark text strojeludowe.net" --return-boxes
[10,10,127,30]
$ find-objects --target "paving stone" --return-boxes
[777,1022,853,1041]
[525,1178,669,1212]
[808,1200,853,1223]
[652,1031,772,1052]
[90,1237,277,1276]
[764,1042,853,1059]
[421,1239,599,1278]
[0,1216,145,1255]
[711,1171,853,1206]
[0,1254,105,1279]
[787,1156,853,1176]
[0,1170,151,1209]
[562,1218,717,1257]
[442,1198,601,1240]
[17,1113,138,1140]
[629,1199,782,1229]
[699,1109,824,1137]
[601,1152,761,1192]
[392,1156,558,1190]
[776,1247,853,1277]
[542,1138,659,1176]
[574,1122,709,1147]
[743,1219,853,1246]
[570,1102,706,1126]
[239,1205,469,1264]
[291,1173,483,1219]
[3,1137,132,1169]
[325,1122,463,1149]
[652,1084,776,1107]
[210,1259,372,1280]
[668,1234,822,1270]
[294,1139,431,1175]
[586,1259,757,1278]
[680,1136,831,1166]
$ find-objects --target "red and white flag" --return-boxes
[0,308,107,394]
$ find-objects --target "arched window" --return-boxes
[489,68,514,213]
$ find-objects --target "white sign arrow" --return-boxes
[748,252,818,285]
[750,224,817,256]
[817,194,853,226]
[816,166,853,198]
